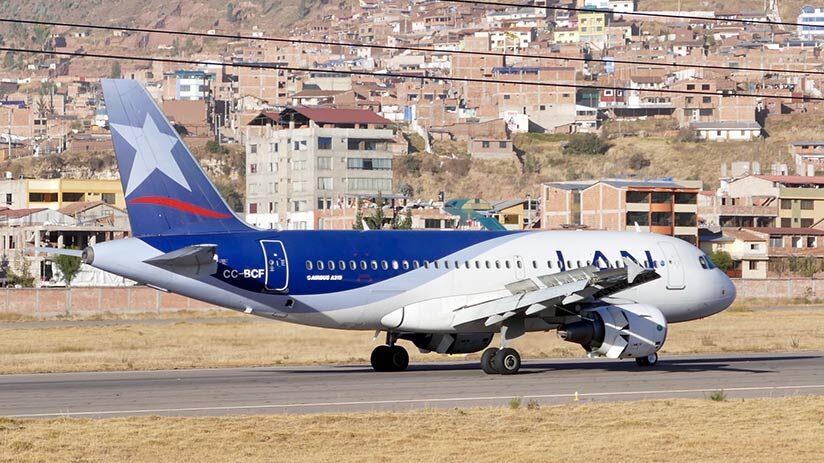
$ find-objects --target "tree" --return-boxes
[2,52,14,70]
[110,61,122,79]
[54,253,82,287]
[226,3,236,22]
[709,250,732,272]
[6,251,35,287]
[393,208,412,230]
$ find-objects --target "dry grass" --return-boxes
[0,306,822,374]
[1,397,823,462]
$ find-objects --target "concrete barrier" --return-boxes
[733,279,823,301]
[0,286,222,318]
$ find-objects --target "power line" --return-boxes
[441,0,824,31]
[0,16,821,77]
[1,46,817,101]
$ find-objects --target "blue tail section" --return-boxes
[102,79,251,237]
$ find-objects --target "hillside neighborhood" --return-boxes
[0,0,823,283]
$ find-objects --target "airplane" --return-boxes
[52,79,737,375]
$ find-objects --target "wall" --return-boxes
[733,278,824,300]
[0,286,221,318]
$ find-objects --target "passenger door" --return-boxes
[260,240,289,292]
[658,242,685,290]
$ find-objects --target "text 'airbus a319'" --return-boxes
[53,79,736,375]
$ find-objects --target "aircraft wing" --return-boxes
[143,244,218,276]
[452,258,660,328]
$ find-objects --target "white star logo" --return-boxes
[110,114,190,196]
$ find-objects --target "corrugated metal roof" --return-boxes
[756,175,824,185]
[746,227,824,236]
[0,208,47,218]
[290,106,392,125]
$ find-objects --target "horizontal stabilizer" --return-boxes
[144,244,217,276]
[32,247,83,257]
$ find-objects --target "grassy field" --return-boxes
[0,304,821,374]
[0,397,822,462]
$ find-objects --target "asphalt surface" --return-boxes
[1,352,822,418]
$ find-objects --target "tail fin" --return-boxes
[101,79,250,237]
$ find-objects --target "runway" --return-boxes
[1,352,823,418]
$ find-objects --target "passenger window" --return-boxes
[328,261,335,270]
[485,261,491,269]
[505,261,511,269]
[360,261,367,270]
[381,261,388,270]
[615,260,621,268]
[475,261,481,269]
[454,260,460,269]
[317,260,324,270]
[516,260,522,269]
[495,261,501,269]
[434,261,439,269]
[371,260,378,270]
[576,260,582,268]
[566,260,571,268]
[699,256,709,269]
[402,260,409,270]
[413,260,420,269]
[392,260,399,270]
[444,261,450,269]
[586,260,592,266]
[349,260,357,270]
[532,260,538,269]
[339,260,346,270]
[547,260,553,269]
[306,261,313,270]
[557,261,562,269]
[424,261,430,269]
[465,261,471,269]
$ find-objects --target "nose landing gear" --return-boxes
[635,352,659,367]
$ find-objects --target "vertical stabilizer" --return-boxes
[102,79,250,236]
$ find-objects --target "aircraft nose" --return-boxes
[717,271,737,311]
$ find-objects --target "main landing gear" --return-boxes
[635,352,659,367]
[370,333,409,372]
[481,347,522,375]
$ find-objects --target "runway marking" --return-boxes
[7,383,824,418]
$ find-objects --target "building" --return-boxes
[172,70,214,101]
[245,106,400,230]
[798,6,824,40]
[691,121,762,141]
[489,198,540,230]
[0,178,125,211]
[542,178,701,243]
[700,228,768,279]
[790,141,824,176]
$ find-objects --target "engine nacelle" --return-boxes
[557,304,667,359]
[406,333,493,354]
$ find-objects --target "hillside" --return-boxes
[394,112,817,200]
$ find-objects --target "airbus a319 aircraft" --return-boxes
[63,80,736,375]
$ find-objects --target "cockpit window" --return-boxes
[699,255,717,270]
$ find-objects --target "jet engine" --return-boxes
[557,304,667,359]
[406,333,493,354]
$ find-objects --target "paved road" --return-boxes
[1,352,822,418]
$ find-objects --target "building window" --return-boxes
[626,211,649,226]
[293,181,306,192]
[249,203,258,214]
[482,141,490,148]
[626,191,650,203]
[249,164,257,174]
[318,137,332,150]
[317,177,333,190]
[499,141,508,149]
[686,84,695,90]
[250,144,258,154]
[345,178,392,191]
[424,219,441,229]
[347,158,391,170]
[801,218,814,228]
[702,84,710,90]
[781,218,792,227]
[801,199,814,210]
[807,236,817,247]
[651,212,672,226]
[4,193,10,205]
[317,157,332,170]
[780,199,792,209]
[749,261,758,270]
[651,192,671,204]
[767,236,782,247]
[675,213,696,227]
[674,192,697,204]
[269,143,278,152]
[702,97,711,104]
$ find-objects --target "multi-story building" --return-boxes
[798,6,824,40]
[790,141,824,175]
[245,107,400,230]
[171,70,214,101]
[0,178,125,211]
[542,178,701,244]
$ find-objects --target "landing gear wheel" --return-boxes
[493,347,521,375]
[370,345,391,372]
[387,345,409,371]
[481,347,499,374]
[635,353,659,367]
[370,345,409,372]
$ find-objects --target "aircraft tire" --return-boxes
[635,353,659,367]
[493,347,521,375]
[387,345,409,371]
[370,345,391,372]
[481,347,499,374]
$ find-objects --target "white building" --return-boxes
[798,6,824,39]
[691,121,762,141]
